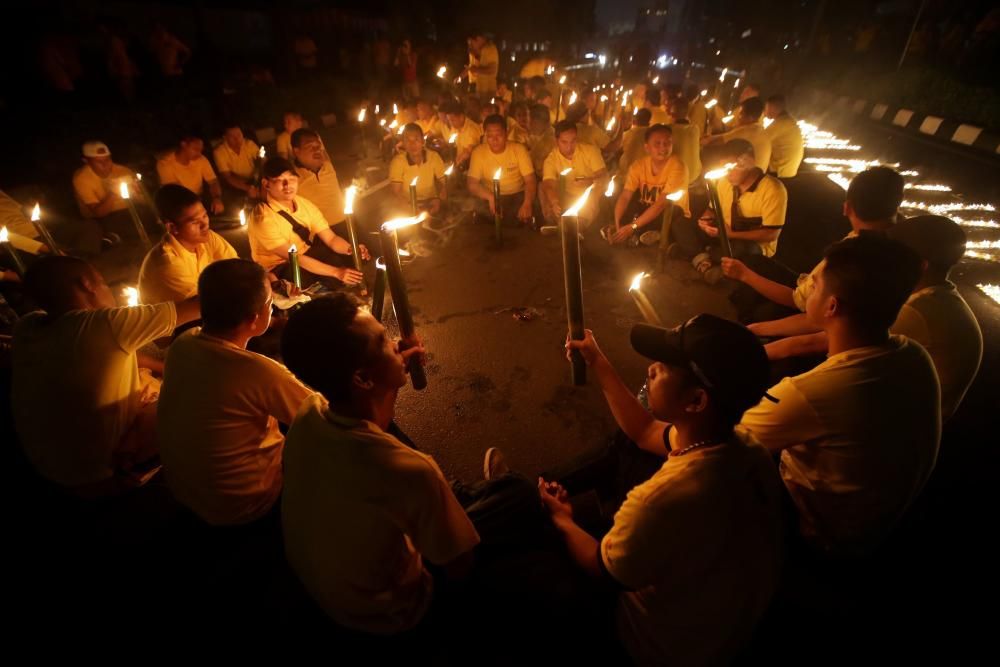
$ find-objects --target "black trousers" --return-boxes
[474,191,528,227]
[671,214,764,263]
[275,240,353,291]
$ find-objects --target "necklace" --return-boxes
[669,438,724,457]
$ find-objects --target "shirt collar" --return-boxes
[741,168,767,193]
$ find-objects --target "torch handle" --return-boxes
[345,214,364,273]
[493,181,503,244]
[706,180,734,258]
[561,215,586,386]
[380,229,427,391]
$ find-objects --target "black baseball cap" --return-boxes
[631,314,772,415]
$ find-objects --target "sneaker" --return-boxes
[483,447,510,480]
[639,230,661,246]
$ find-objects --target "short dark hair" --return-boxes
[221,120,242,132]
[482,114,506,132]
[156,184,202,224]
[554,119,578,139]
[281,293,373,403]
[887,215,967,274]
[634,108,652,126]
[290,128,320,149]
[846,167,904,222]
[529,103,550,124]
[529,75,546,88]
[670,98,690,119]
[22,255,94,313]
[644,123,672,142]
[740,97,765,121]
[645,89,662,106]
[820,235,922,331]
[198,259,268,331]
[402,122,423,137]
[565,101,588,124]
[766,94,786,109]
[536,88,553,102]
[442,100,464,115]
[262,157,297,179]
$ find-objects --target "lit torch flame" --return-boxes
[722,115,734,124]
[562,185,594,217]
[344,185,357,215]
[705,99,718,109]
[828,174,851,191]
[705,163,736,180]
[568,92,577,106]
[651,76,659,85]
[358,108,366,123]
[763,117,774,129]
[382,212,429,232]
[389,120,399,130]
[397,125,405,135]
[444,164,454,176]
[665,189,685,202]
[376,257,386,270]
[119,181,130,199]
[559,75,567,85]
[393,103,399,115]
[449,132,458,144]
[259,146,266,159]
[629,272,647,292]
[720,67,728,81]
[31,203,40,221]
[560,167,572,177]
[123,286,139,307]
[410,176,418,187]
[375,104,380,114]
[493,167,502,181]
[700,89,708,97]
[606,116,616,131]
[399,249,412,257]
[437,66,447,79]
[380,119,387,127]
[239,209,247,226]
[605,176,616,197]
[734,78,740,88]
[0,227,9,243]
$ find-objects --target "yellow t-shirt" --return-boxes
[721,123,772,172]
[670,122,702,184]
[507,117,528,145]
[764,114,804,178]
[249,196,331,271]
[72,163,134,218]
[282,395,481,633]
[416,116,445,138]
[715,172,787,256]
[624,156,691,217]
[619,126,648,177]
[138,231,238,304]
[12,303,177,487]
[213,139,260,180]
[0,190,44,254]
[542,143,607,199]
[448,117,483,156]
[519,57,555,80]
[603,433,783,666]
[468,142,534,195]
[740,336,941,556]
[470,43,499,93]
[527,128,557,175]
[296,161,346,227]
[389,150,446,202]
[890,282,983,421]
[157,153,218,196]
[158,329,314,526]
[648,107,671,126]
[276,131,293,160]
[576,123,610,150]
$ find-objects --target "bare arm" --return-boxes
[614,188,635,228]
[765,332,829,361]
[219,171,254,194]
[750,312,821,338]
[174,295,201,326]
[729,227,781,244]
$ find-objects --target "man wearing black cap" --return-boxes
[670,138,787,284]
[538,315,785,666]
[888,215,982,421]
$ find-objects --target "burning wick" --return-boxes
[123,286,139,307]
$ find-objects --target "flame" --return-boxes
[239,209,247,226]
[604,176,615,197]
[606,116,616,131]
[978,284,1000,305]
[559,75,567,85]
[399,249,412,257]
[289,244,298,253]
[437,66,447,78]
[562,185,594,217]
[449,132,458,144]
[358,108,367,123]
[633,107,639,116]
[380,119,387,127]
[393,103,399,115]
[705,163,736,180]
[734,78,740,88]
[31,203,40,221]
[375,104,380,114]
[569,92,578,105]
[259,146,266,159]
[600,94,608,102]
[123,286,139,307]
[828,174,851,191]
[629,272,647,292]
[665,189,685,202]
[410,176,419,187]
[763,117,774,129]
[397,125,405,135]
[904,183,952,192]
[444,164,454,176]
[560,168,572,177]
[722,114,734,124]
[651,76,659,85]
[493,167,502,181]
[720,67,728,81]
[491,97,496,105]
[621,96,628,108]
[700,89,708,97]
[389,119,399,130]
[344,185,357,215]
[119,181,130,199]
[382,212,429,232]
[0,227,8,243]
[376,257,386,270]
[705,99,718,109]
[136,172,143,181]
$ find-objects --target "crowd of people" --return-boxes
[1,29,988,664]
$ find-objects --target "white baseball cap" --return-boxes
[82,141,111,158]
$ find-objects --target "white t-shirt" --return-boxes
[13,303,177,486]
[282,395,480,634]
[157,330,314,526]
[601,432,785,666]
[741,336,941,556]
